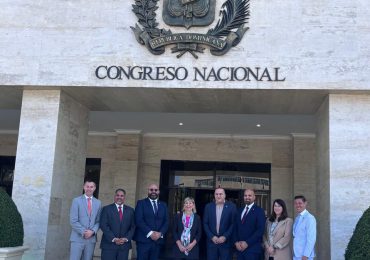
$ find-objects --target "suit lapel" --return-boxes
[146,198,155,216]
[219,202,228,225]
[272,219,284,236]
[81,195,89,216]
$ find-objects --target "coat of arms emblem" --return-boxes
[131,0,250,58]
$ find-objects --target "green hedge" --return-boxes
[345,206,370,259]
[0,188,24,247]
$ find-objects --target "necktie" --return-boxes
[241,206,249,224]
[87,198,92,216]
[118,206,123,221]
[152,200,158,215]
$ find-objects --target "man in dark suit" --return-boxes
[203,187,237,260]
[234,189,265,260]
[69,180,101,260]
[100,188,135,260]
[134,184,169,260]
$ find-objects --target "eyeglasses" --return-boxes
[149,189,158,192]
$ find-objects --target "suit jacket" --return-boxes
[133,198,169,244]
[100,203,135,250]
[234,204,265,254]
[70,195,102,243]
[203,201,236,247]
[293,210,316,258]
[263,218,293,260]
[172,213,202,259]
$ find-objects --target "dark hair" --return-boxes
[115,188,126,195]
[269,199,288,222]
[294,195,306,202]
[84,179,96,185]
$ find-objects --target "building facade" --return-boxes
[0,0,369,259]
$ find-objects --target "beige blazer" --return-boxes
[263,217,293,260]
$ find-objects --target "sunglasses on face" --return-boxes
[149,189,158,192]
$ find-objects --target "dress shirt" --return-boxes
[241,202,254,219]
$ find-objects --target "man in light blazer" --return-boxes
[100,188,135,260]
[70,180,102,260]
[133,184,168,260]
[293,195,316,260]
[234,189,265,260]
[203,187,237,260]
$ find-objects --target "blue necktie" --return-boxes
[152,201,158,215]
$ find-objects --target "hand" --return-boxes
[150,231,161,241]
[186,241,196,252]
[235,241,242,251]
[302,257,308,260]
[211,236,218,244]
[239,241,248,251]
[113,238,124,245]
[176,241,186,252]
[217,236,226,244]
[267,246,275,255]
[83,230,94,239]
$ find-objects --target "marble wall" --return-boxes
[326,94,370,260]
[0,1,369,89]
[11,90,89,260]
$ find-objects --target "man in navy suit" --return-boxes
[203,187,237,260]
[134,184,168,260]
[234,189,265,260]
[100,188,135,260]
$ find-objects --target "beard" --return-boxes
[148,192,158,200]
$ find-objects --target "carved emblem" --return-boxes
[163,0,215,29]
[131,0,250,58]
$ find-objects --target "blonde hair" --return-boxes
[182,197,197,213]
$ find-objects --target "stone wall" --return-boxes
[0,1,368,89]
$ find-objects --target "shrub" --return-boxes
[0,188,24,247]
[345,206,370,259]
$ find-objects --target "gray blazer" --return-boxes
[70,195,102,243]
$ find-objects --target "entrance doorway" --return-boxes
[159,160,271,259]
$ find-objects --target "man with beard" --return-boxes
[134,184,169,260]
[203,187,237,260]
[99,189,135,260]
[234,189,265,260]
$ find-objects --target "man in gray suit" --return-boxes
[70,180,102,260]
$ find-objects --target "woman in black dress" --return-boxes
[172,197,202,259]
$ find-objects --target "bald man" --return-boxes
[234,189,265,260]
[133,184,168,260]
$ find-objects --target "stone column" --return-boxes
[292,134,317,215]
[316,94,370,260]
[12,89,89,260]
[316,97,330,260]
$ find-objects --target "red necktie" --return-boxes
[118,206,123,221]
[241,206,249,224]
[87,198,92,216]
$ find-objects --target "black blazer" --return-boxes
[172,213,202,259]
[100,203,135,250]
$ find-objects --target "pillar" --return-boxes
[12,89,89,260]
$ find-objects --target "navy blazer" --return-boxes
[100,203,135,250]
[133,198,169,244]
[234,204,265,254]
[203,201,237,246]
[172,213,202,259]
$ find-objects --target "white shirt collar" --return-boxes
[299,209,308,216]
[246,202,254,209]
[115,203,124,210]
[84,194,93,200]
